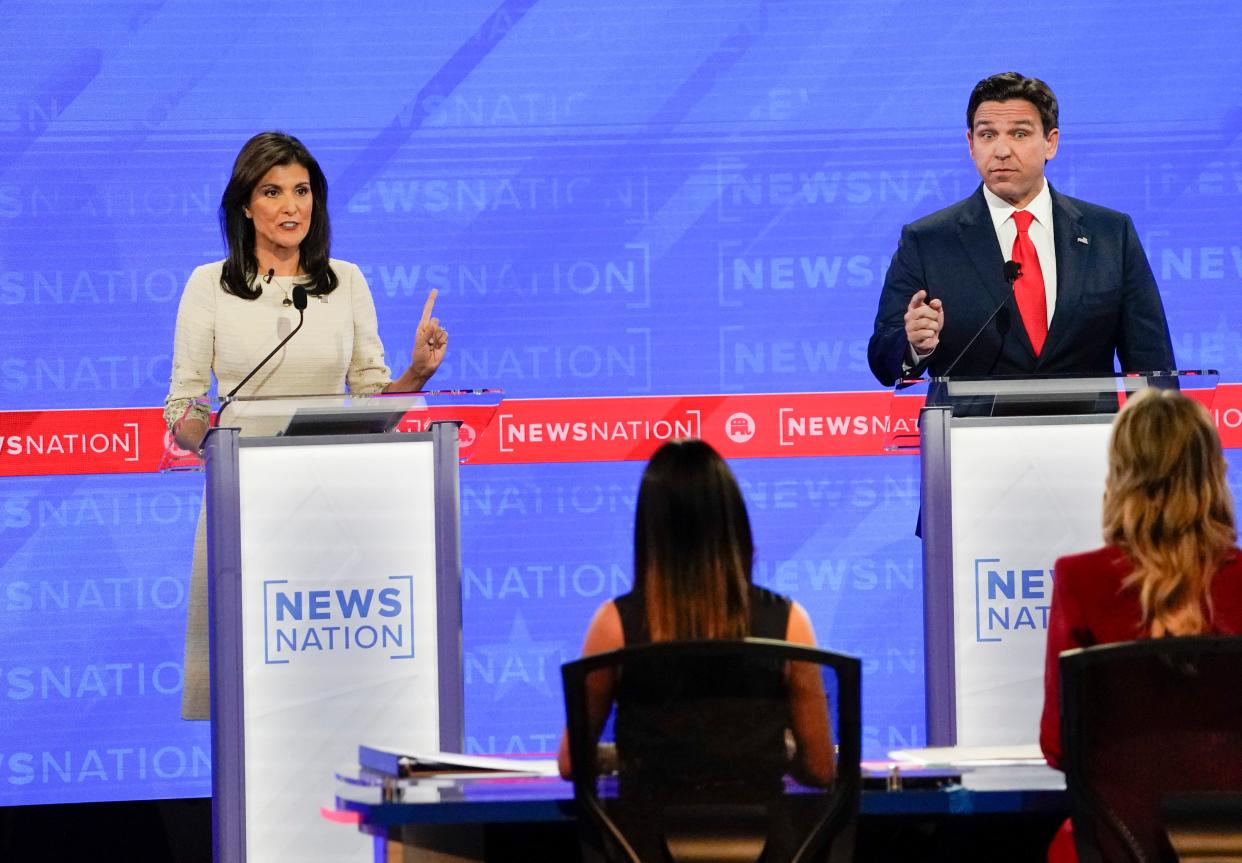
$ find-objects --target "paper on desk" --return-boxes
[360,743,560,777]
[887,744,1046,767]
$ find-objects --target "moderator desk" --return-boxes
[334,765,1068,862]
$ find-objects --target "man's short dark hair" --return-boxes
[967,72,1059,134]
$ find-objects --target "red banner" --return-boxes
[4,385,1242,478]
[0,407,167,478]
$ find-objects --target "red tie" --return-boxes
[1010,210,1048,357]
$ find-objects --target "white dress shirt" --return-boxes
[905,179,1059,370]
[981,179,1057,326]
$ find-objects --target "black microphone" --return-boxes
[939,261,1022,378]
[215,285,309,424]
[1002,260,1021,285]
[264,267,275,283]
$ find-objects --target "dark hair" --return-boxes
[966,72,1059,135]
[633,439,753,641]
[217,131,337,299]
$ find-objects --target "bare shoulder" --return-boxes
[581,600,624,655]
[785,600,818,646]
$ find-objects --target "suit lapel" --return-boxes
[1044,188,1091,361]
[955,186,1035,359]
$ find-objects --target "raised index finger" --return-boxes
[419,288,438,325]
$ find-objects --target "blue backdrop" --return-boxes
[2,0,1242,804]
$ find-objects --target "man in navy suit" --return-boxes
[868,72,1175,386]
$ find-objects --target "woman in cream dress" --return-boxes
[165,131,446,719]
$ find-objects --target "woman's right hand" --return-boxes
[173,416,209,451]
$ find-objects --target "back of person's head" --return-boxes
[1103,387,1236,636]
[966,71,1059,135]
[634,439,753,641]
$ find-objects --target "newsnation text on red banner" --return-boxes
[3,386,1241,478]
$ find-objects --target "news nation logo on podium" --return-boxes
[972,558,1053,644]
[261,576,417,664]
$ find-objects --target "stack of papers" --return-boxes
[887,744,1046,768]
[359,744,560,778]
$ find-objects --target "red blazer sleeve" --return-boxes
[1040,556,1091,770]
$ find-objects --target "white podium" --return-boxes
[199,395,472,863]
[916,372,1216,747]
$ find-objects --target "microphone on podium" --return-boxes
[217,284,309,424]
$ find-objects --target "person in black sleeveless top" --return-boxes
[556,439,834,788]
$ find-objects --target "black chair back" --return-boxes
[563,638,860,863]
[1060,636,1242,863]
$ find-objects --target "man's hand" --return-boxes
[904,290,943,356]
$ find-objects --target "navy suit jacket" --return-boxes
[867,185,1175,386]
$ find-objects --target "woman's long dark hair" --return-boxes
[633,439,753,641]
[217,131,337,299]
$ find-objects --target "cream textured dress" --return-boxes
[164,259,392,719]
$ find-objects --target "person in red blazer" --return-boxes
[1040,387,1242,860]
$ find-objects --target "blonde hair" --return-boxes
[1103,388,1236,636]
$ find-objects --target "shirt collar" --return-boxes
[982,178,1054,232]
